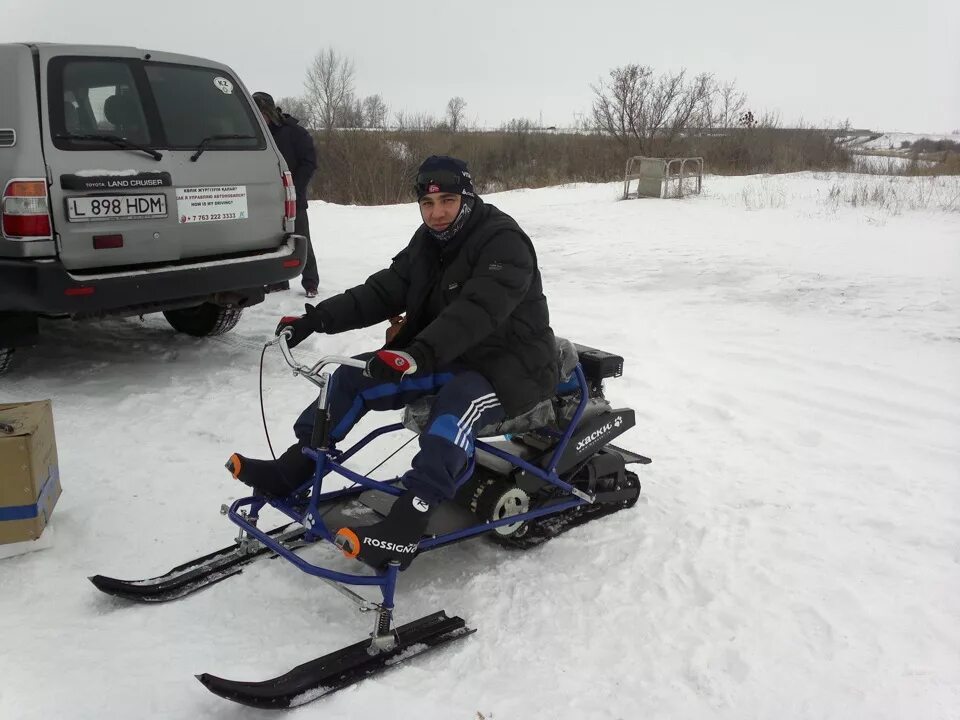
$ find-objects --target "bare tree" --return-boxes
[276,95,312,127]
[362,94,389,129]
[713,81,746,130]
[501,117,535,134]
[394,110,438,132]
[591,64,651,145]
[662,71,713,142]
[303,48,355,134]
[335,95,365,128]
[757,110,780,128]
[592,64,731,151]
[446,96,467,132]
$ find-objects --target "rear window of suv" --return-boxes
[49,57,265,152]
[54,59,153,145]
[144,64,262,148]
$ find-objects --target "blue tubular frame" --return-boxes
[225,365,594,609]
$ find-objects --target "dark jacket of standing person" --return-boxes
[253,91,319,294]
[268,114,316,211]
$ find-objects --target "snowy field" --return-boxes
[842,132,954,175]
[1,172,959,720]
[848,132,959,151]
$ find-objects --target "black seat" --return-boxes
[402,337,584,437]
[103,93,142,136]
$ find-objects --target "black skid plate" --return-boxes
[198,610,474,709]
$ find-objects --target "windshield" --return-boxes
[49,57,265,153]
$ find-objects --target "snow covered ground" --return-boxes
[1,172,959,720]
[848,132,959,151]
[841,133,954,174]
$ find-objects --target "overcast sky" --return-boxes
[4,0,958,133]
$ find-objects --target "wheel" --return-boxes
[163,303,243,337]
[471,478,531,538]
[620,470,641,508]
[0,348,13,375]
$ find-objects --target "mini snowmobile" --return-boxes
[90,333,650,709]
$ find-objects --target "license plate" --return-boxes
[67,194,167,222]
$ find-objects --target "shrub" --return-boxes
[906,138,960,153]
[307,127,850,205]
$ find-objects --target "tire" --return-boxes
[163,303,243,337]
[621,470,641,508]
[0,348,13,376]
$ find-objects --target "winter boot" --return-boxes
[334,490,434,570]
[226,442,313,498]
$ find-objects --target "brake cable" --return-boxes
[259,344,277,461]
[362,434,416,476]
[258,341,416,473]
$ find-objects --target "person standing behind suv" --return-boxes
[254,91,319,297]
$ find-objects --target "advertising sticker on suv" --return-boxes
[176,186,248,224]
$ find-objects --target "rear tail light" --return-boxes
[281,171,296,222]
[64,286,95,297]
[2,179,52,239]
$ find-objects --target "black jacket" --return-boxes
[316,198,557,417]
[269,114,316,209]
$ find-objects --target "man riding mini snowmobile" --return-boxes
[91,155,649,709]
[229,154,558,570]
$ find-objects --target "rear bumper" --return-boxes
[0,234,306,316]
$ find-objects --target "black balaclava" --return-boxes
[427,196,475,243]
[415,155,477,243]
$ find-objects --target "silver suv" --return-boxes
[0,43,308,374]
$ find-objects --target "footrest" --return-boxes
[358,489,478,536]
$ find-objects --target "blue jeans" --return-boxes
[294,357,505,503]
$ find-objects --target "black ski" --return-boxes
[89,522,308,603]
[198,610,474,708]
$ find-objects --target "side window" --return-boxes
[51,59,153,146]
[145,64,263,149]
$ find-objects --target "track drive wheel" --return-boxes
[472,478,531,539]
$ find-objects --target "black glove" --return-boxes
[364,343,432,382]
[275,304,325,349]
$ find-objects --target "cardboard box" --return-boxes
[0,400,61,545]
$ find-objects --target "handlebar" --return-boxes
[272,330,367,387]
